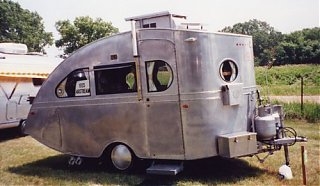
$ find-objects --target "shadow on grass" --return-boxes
[139,157,265,185]
[7,154,267,185]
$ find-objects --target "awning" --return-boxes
[0,53,62,78]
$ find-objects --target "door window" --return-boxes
[146,60,173,92]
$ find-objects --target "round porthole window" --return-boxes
[219,60,238,82]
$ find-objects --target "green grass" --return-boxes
[283,102,320,123]
[158,71,171,86]
[1,120,319,185]
[258,85,319,96]
[255,64,320,95]
[265,101,320,123]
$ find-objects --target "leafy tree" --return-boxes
[0,0,53,53]
[220,19,283,66]
[274,28,320,65]
[55,16,119,55]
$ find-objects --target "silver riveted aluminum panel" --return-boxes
[174,30,257,159]
[26,32,149,158]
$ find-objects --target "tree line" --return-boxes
[1,0,319,66]
[0,0,118,55]
[221,20,319,66]
[0,0,53,53]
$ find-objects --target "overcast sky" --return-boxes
[13,0,320,55]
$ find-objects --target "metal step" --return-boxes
[146,162,184,175]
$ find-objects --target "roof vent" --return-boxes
[178,23,205,30]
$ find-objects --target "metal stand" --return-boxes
[284,145,290,166]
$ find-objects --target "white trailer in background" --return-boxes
[0,43,61,133]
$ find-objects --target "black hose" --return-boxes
[281,127,298,146]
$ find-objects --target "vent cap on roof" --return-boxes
[0,43,28,54]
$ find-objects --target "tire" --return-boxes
[19,120,27,136]
[110,144,134,171]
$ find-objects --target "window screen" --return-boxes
[94,62,137,95]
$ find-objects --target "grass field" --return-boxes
[0,120,318,186]
[255,64,320,96]
[265,101,320,123]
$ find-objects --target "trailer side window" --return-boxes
[146,60,173,92]
[32,78,46,86]
[94,62,137,95]
[219,60,238,82]
[56,68,91,98]
[143,23,157,28]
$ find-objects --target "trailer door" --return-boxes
[139,39,185,159]
[6,100,17,120]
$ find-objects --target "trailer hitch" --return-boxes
[273,136,307,146]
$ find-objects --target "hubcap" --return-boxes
[20,120,27,134]
[111,144,132,170]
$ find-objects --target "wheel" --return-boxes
[110,144,133,171]
[19,120,27,136]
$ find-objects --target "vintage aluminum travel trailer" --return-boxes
[25,12,306,176]
[0,43,61,133]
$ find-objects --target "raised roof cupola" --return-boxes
[125,11,204,30]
